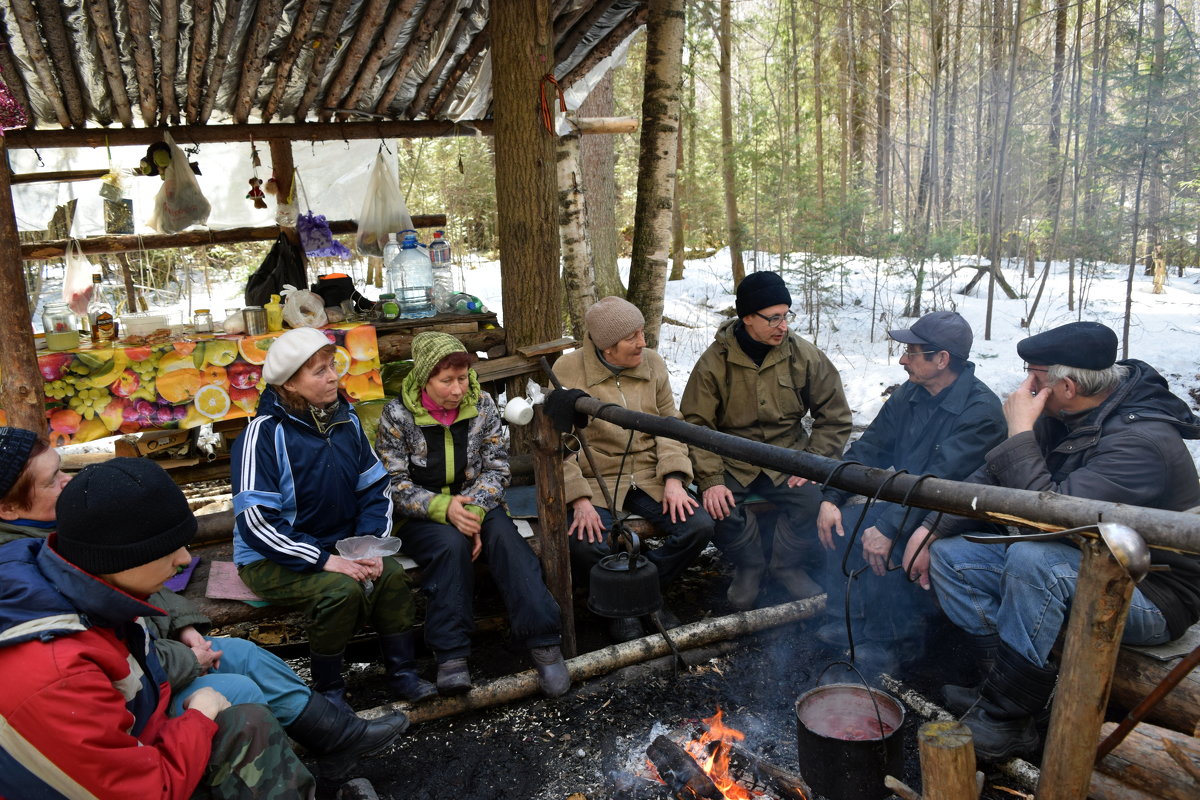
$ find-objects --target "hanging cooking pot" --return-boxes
[587,528,662,618]
[795,663,905,800]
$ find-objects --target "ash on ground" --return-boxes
[289,548,1034,800]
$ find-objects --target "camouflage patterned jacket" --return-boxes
[375,368,509,525]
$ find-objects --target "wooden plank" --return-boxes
[517,337,578,357]
[473,354,544,383]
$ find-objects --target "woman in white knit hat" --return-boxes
[554,297,715,642]
[231,327,436,713]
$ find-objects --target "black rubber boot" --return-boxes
[286,691,410,780]
[379,631,438,703]
[942,633,1001,714]
[309,650,355,715]
[960,644,1057,762]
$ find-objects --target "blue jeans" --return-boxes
[567,487,714,586]
[170,636,310,725]
[930,536,1171,667]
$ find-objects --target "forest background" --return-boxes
[403,0,1200,330]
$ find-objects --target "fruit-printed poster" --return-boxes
[37,324,383,444]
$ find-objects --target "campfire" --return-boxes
[608,708,810,800]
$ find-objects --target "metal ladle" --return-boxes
[965,521,1151,583]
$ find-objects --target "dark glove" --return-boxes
[544,388,591,433]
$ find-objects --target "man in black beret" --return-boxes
[680,272,852,609]
[901,321,1200,762]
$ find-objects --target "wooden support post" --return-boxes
[0,137,47,433]
[918,720,978,800]
[1038,538,1135,800]
[531,406,576,657]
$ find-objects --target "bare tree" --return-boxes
[628,0,685,348]
[718,0,745,286]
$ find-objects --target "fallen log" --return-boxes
[726,742,810,800]
[1091,720,1200,800]
[1109,641,1200,735]
[359,595,826,724]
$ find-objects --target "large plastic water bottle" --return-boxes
[429,230,454,311]
[385,230,434,318]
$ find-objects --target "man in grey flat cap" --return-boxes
[815,311,1005,674]
[903,320,1200,762]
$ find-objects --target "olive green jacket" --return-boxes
[680,319,852,491]
[555,345,693,509]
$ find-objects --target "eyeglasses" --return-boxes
[1023,363,1049,374]
[902,346,939,358]
[754,310,797,327]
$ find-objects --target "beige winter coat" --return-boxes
[680,319,852,491]
[555,344,693,510]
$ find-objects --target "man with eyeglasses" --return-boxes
[902,320,1200,762]
[681,271,852,610]
[814,311,1005,675]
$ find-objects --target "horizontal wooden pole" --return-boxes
[568,396,1200,554]
[572,116,638,134]
[11,168,110,184]
[21,215,447,260]
[3,120,496,150]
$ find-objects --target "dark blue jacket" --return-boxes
[824,362,1005,541]
[232,388,393,571]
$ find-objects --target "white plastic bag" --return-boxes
[280,284,328,329]
[62,239,94,315]
[336,535,402,594]
[355,152,413,257]
[146,133,211,234]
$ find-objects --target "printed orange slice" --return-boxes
[238,334,278,364]
[194,385,231,419]
[333,346,351,378]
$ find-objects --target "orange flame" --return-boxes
[684,708,754,800]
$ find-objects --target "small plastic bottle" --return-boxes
[264,294,284,332]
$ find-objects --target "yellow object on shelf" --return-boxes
[265,295,283,332]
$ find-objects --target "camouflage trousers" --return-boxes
[192,703,315,800]
[239,555,417,654]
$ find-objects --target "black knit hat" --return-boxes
[736,271,793,318]
[0,427,38,498]
[1017,321,1118,370]
[55,458,196,574]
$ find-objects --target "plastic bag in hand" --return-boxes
[336,535,402,595]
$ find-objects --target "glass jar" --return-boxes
[242,306,268,336]
[42,303,80,351]
[193,309,213,333]
[376,293,400,322]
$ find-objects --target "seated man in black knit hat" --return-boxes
[680,271,852,609]
[902,321,1200,762]
[0,457,320,798]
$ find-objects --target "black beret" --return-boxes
[1016,321,1118,370]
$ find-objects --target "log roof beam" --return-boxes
[7,0,72,128]
[199,0,244,125]
[261,0,323,123]
[32,0,87,126]
[82,0,134,127]
[293,0,355,122]
[125,0,159,125]
[339,0,423,121]
[184,0,216,124]
[318,0,392,123]
[158,0,181,124]
[372,0,454,117]
[408,1,475,119]
[426,25,489,119]
[233,0,286,124]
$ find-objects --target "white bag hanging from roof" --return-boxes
[146,132,211,234]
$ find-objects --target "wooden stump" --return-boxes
[918,720,977,800]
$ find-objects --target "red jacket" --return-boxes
[0,539,216,799]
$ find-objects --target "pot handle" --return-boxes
[816,660,890,739]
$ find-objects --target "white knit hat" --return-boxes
[263,327,334,385]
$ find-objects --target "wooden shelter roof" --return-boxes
[0,0,645,142]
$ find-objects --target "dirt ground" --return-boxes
[286,547,1041,800]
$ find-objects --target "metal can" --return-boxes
[243,306,268,335]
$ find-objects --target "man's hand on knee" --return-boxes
[702,485,735,520]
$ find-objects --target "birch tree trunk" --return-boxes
[628,0,685,349]
[558,133,596,340]
[579,71,624,298]
[875,0,893,219]
[718,0,745,286]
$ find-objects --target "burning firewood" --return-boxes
[647,736,723,799]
